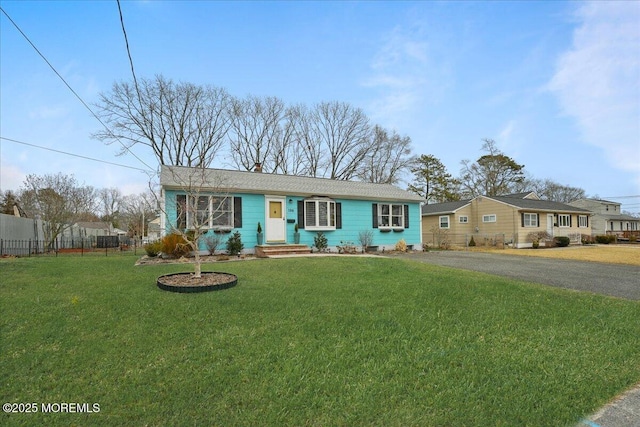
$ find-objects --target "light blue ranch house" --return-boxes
[160,165,424,254]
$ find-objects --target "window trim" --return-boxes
[578,215,589,228]
[558,214,571,228]
[304,198,337,231]
[459,215,468,224]
[482,214,497,223]
[377,203,405,230]
[439,215,450,229]
[523,212,538,228]
[176,194,234,231]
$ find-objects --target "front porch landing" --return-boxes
[255,244,312,258]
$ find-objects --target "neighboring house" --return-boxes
[159,165,424,254]
[421,192,592,248]
[70,222,125,238]
[569,198,640,237]
[147,217,162,241]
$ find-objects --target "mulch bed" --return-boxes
[158,272,237,287]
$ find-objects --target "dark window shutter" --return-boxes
[372,204,378,228]
[536,214,540,227]
[336,202,342,229]
[586,216,589,227]
[404,205,409,228]
[521,213,525,227]
[233,197,242,228]
[297,200,305,229]
[569,215,572,227]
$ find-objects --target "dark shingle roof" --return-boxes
[160,165,424,202]
[421,200,471,215]
[490,196,591,213]
[421,195,591,217]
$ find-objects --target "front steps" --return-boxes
[255,244,312,258]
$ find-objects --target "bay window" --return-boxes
[304,198,336,230]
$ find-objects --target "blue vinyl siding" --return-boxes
[164,190,421,251]
[290,197,421,249]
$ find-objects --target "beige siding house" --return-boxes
[422,192,592,248]
[569,198,640,237]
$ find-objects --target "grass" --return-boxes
[1,254,639,426]
[469,244,640,266]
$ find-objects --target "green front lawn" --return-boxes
[1,255,639,426]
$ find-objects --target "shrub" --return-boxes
[161,233,191,258]
[337,241,357,254]
[554,236,571,247]
[313,232,328,252]
[358,230,373,252]
[205,234,223,255]
[395,239,408,252]
[581,234,595,245]
[226,231,244,256]
[630,235,637,243]
[528,231,550,244]
[468,236,476,247]
[595,235,616,244]
[144,240,163,257]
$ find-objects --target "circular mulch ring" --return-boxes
[157,272,237,293]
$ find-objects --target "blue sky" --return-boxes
[1,1,639,213]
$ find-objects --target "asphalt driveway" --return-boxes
[393,251,640,300]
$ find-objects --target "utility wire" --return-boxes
[1,137,153,172]
[0,6,156,174]
[116,0,144,107]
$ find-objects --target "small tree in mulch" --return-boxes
[314,232,328,252]
[226,231,244,256]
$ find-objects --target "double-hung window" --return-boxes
[305,198,336,230]
[439,216,450,229]
[175,194,234,230]
[210,196,233,228]
[558,214,571,227]
[378,203,405,230]
[578,215,589,228]
[523,213,538,227]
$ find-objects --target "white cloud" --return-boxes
[548,1,640,185]
[0,162,26,192]
[362,23,452,127]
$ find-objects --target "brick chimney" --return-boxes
[253,162,262,173]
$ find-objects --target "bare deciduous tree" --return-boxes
[228,95,285,172]
[525,178,586,203]
[19,173,95,250]
[121,189,158,239]
[311,101,372,180]
[269,105,307,175]
[359,125,414,184]
[97,187,124,227]
[159,165,234,278]
[93,75,231,167]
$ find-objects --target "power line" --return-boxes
[1,136,153,172]
[0,6,156,173]
[116,0,144,106]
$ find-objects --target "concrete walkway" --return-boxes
[577,384,640,427]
